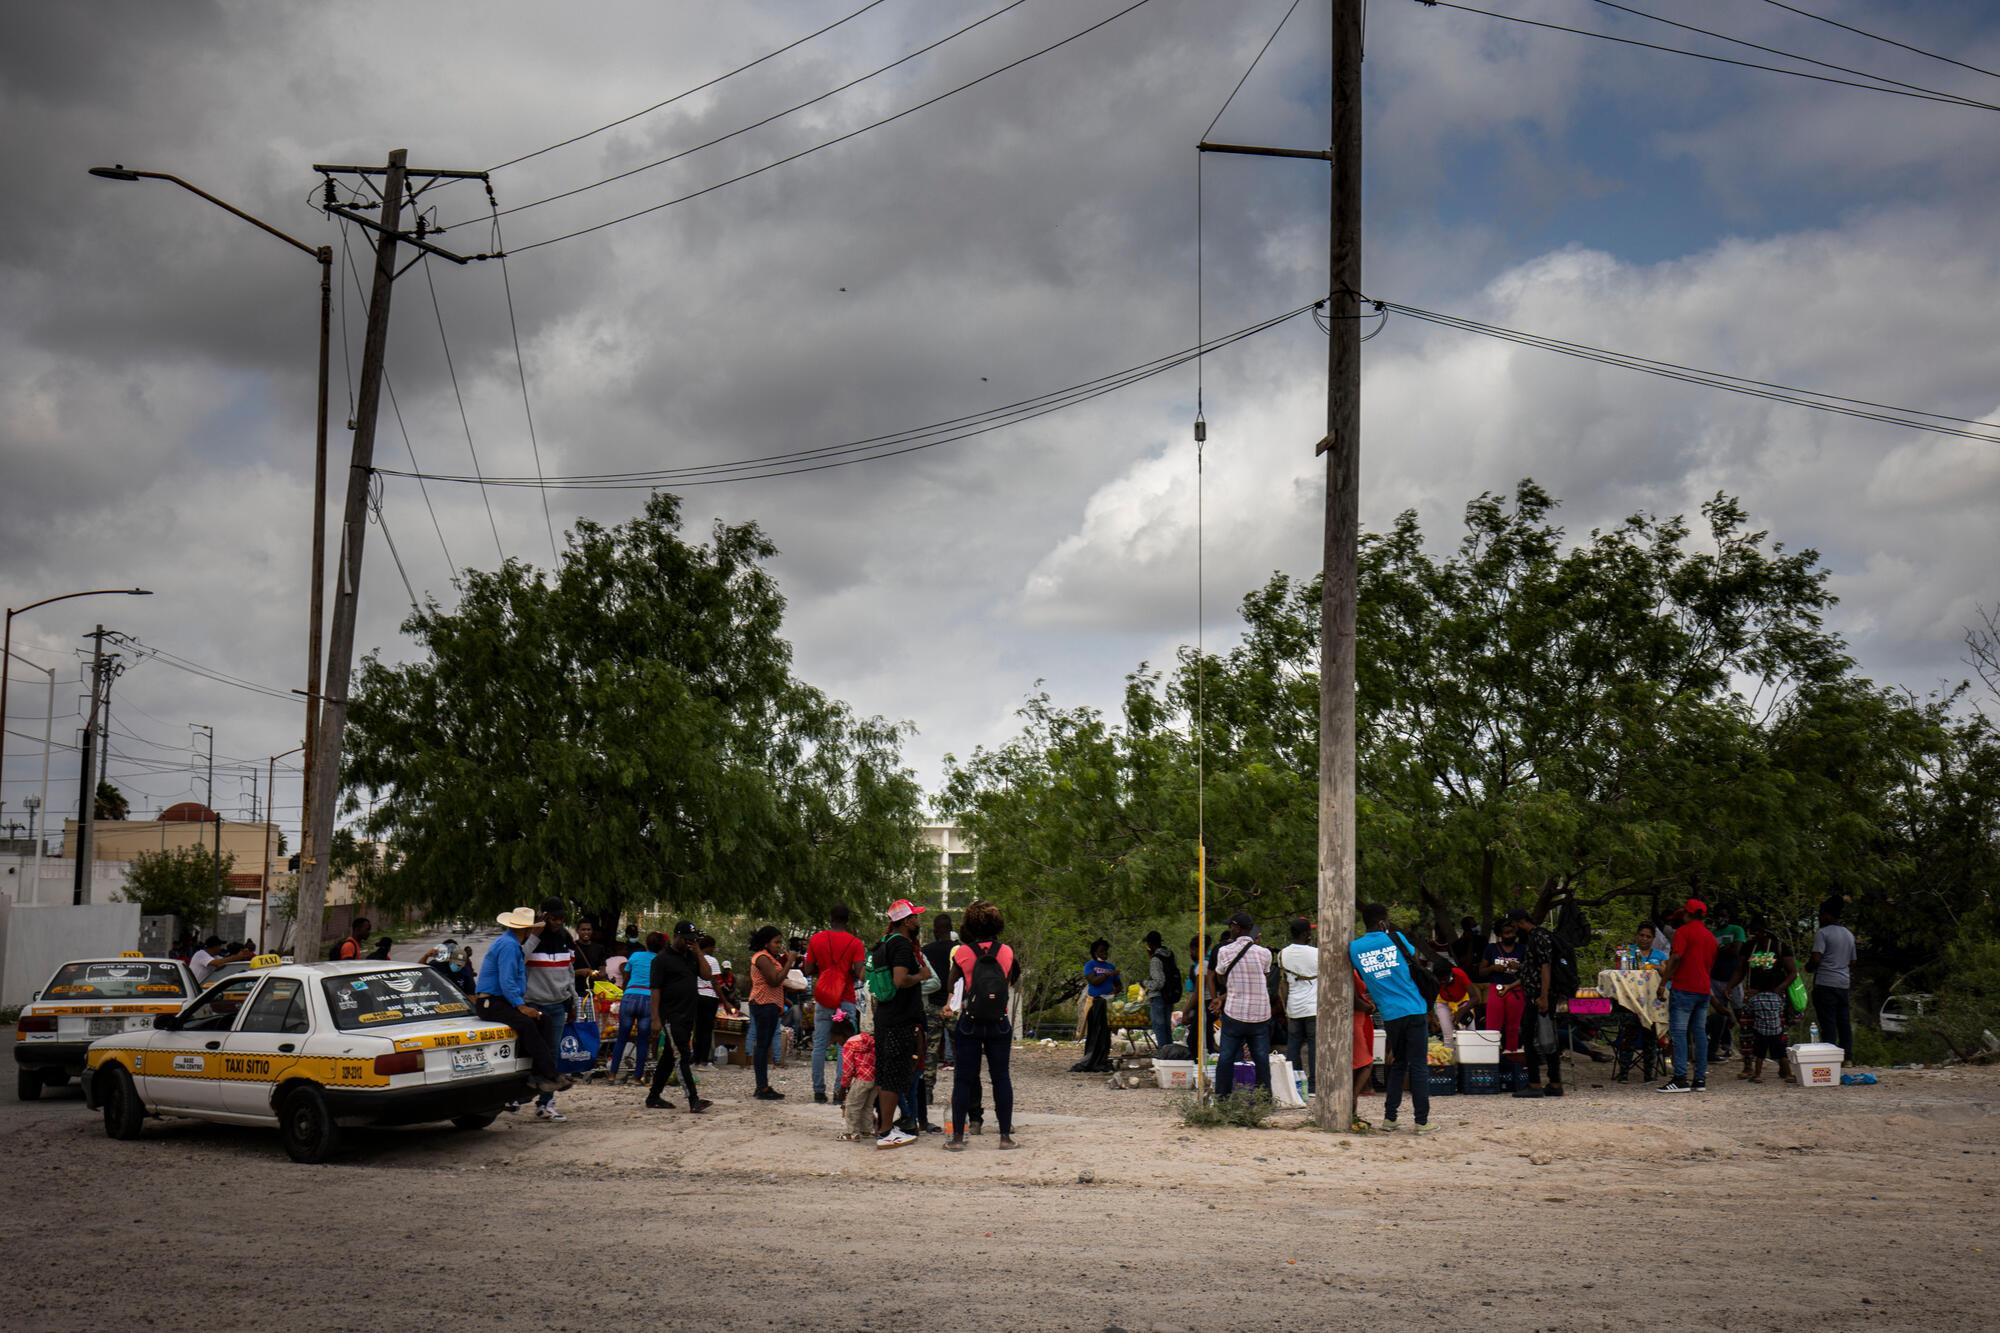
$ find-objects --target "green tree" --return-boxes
[342,494,926,925]
[94,780,128,821]
[123,844,231,927]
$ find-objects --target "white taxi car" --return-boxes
[81,959,531,1163]
[14,955,196,1100]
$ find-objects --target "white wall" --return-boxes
[0,901,144,1008]
[0,854,131,907]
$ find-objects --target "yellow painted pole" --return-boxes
[1195,841,1208,1096]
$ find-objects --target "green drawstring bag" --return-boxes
[1787,973,1810,1015]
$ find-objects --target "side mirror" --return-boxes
[29,990,40,1002]
[153,1014,184,1032]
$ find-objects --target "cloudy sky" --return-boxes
[4,0,1997,851]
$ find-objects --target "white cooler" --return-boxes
[1453,1030,1502,1064]
[1788,1041,1846,1088]
[1373,1028,1387,1064]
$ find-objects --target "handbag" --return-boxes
[1532,1011,1559,1055]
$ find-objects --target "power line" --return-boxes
[1373,296,2000,444]
[487,0,1034,223]
[487,0,898,174]
[1417,1,2000,111]
[368,475,424,615]
[109,638,297,704]
[506,0,1162,254]
[375,300,1318,489]
[1757,0,2000,83]
[420,256,507,563]
[490,205,561,563]
[1205,0,1306,138]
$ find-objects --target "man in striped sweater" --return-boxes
[524,897,578,1122]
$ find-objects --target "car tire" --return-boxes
[279,1085,340,1164]
[450,1111,498,1131]
[16,1066,42,1102]
[101,1065,144,1140]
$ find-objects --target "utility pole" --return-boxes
[1199,0,1362,1131]
[295,151,486,963]
[72,626,108,905]
[191,722,218,914]
[96,651,123,790]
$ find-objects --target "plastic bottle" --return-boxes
[1809,1022,1820,1044]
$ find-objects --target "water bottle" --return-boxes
[1809,1022,1820,1044]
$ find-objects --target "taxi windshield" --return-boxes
[321,969,474,1031]
[42,961,188,1001]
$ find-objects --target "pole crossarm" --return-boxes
[1197,140,1334,161]
[311,163,490,180]
[321,202,481,265]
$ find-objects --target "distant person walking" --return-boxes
[473,907,566,1096]
[1277,917,1320,1094]
[1071,939,1121,1073]
[747,926,791,1100]
[945,899,1020,1151]
[1809,900,1857,1062]
[1212,912,1274,1099]
[870,899,932,1149]
[1349,904,1433,1134]
[806,903,867,1103]
[644,922,712,1114]
[1657,898,1719,1094]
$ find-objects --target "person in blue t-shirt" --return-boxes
[1348,903,1434,1134]
[1071,939,1121,1073]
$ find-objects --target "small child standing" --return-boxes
[1743,984,1787,1084]
[837,1020,877,1142]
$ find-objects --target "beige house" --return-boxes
[63,801,282,893]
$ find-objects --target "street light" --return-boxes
[258,742,305,947]
[89,164,335,883]
[0,587,153,800]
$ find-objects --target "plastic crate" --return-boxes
[1458,1064,1502,1095]
[1497,1062,1529,1092]
[1425,1065,1459,1097]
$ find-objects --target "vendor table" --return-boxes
[1595,968,1668,1035]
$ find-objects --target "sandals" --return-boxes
[1350,1116,1373,1133]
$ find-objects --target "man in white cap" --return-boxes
[871,899,932,1149]
[474,907,568,1095]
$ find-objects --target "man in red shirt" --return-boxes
[805,902,867,1104]
[1656,898,1719,1094]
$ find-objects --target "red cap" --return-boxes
[1684,897,1707,917]
[886,898,926,923]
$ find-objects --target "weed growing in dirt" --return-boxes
[1176,1090,1275,1128]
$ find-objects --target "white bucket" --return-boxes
[1154,1059,1199,1090]
[1453,1030,1502,1065]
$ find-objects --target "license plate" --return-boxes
[448,1048,490,1077]
[88,1018,120,1036]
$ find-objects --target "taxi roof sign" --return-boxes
[120,950,144,958]
[249,953,284,969]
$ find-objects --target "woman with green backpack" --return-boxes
[865,899,932,1149]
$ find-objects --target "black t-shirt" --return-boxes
[875,933,923,1026]
[652,947,702,1020]
[921,937,957,1008]
[573,938,608,992]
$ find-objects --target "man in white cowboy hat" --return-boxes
[474,906,569,1095]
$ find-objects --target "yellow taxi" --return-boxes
[14,954,196,1101]
[81,958,531,1163]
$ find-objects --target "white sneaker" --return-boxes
[536,1104,567,1122]
[875,1127,916,1150]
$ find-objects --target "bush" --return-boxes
[1913,931,2000,1061]
[123,844,233,928]
[1176,1089,1275,1129]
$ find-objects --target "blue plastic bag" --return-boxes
[1840,1071,1878,1086]
[558,1016,602,1074]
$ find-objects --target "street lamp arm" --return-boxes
[88,167,321,259]
[7,588,152,617]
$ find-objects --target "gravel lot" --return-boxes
[3,1039,1995,1331]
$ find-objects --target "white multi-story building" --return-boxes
[917,822,976,911]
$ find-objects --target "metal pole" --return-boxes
[34,663,52,903]
[259,753,274,945]
[297,149,408,966]
[73,626,106,906]
[1312,0,1363,1133]
[304,246,332,886]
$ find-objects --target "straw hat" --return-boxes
[496,907,539,930]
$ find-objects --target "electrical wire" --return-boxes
[1417,1,2000,111]
[109,639,297,704]
[487,0,897,174]
[1205,0,1307,139]
[1757,0,2000,83]
[368,475,424,615]
[420,256,506,563]
[374,301,1318,490]
[488,0,1034,223]
[490,203,561,563]
[505,0,1161,255]
[1375,297,2000,444]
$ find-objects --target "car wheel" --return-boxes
[101,1065,145,1140]
[16,1066,42,1102]
[450,1111,498,1131]
[279,1085,340,1164]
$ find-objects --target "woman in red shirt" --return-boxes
[1434,961,1474,1040]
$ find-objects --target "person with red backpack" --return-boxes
[943,898,1021,1151]
[804,903,867,1104]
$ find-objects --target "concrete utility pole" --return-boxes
[1200,0,1362,1131]
[72,625,108,905]
[295,151,487,963]
[191,722,218,910]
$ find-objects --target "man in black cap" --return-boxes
[645,921,714,1114]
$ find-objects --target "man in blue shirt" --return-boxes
[1070,939,1121,1073]
[474,907,566,1094]
[1348,902,1435,1134]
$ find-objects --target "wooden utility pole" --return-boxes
[303,242,334,902]
[295,151,486,963]
[1200,0,1362,1130]
[71,625,107,905]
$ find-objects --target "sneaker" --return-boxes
[1379,1118,1399,1133]
[754,1087,784,1101]
[688,1098,712,1113]
[1691,1080,1707,1092]
[1657,1079,1693,1094]
[503,1101,523,1113]
[1544,1084,1564,1098]
[920,1122,944,1135]
[813,1091,828,1104]
[536,1104,567,1122]
[643,1097,671,1110]
[875,1127,916,1150]
[1413,1122,1437,1136]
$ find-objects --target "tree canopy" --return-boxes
[341,494,926,924]
[943,481,1997,985]
[123,843,230,927]
[94,780,128,821]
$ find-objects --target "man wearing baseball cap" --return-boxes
[871,899,932,1148]
[645,921,714,1114]
[1656,898,1718,1094]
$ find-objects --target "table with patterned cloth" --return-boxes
[1596,969,1669,1035]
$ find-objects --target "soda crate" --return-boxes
[1459,1064,1502,1095]
[1425,1065,1459,1097]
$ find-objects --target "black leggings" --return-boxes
[647,1011,700,1105]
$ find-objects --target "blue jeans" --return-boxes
[952,1018,1014,1136]
[1213,1014,1272,1098]
[1148,993,1173,1050]
[1669,987,1710,1085]
[607,991,652,1080]
[811,1000,859,1096]
[750,1001,781,1090]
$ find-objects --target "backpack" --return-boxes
[964,941,1010,1023]
[1547,932,1579,998]
[865,934,901,1004]
[1156,947,1182,1003]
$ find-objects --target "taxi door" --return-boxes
[139,973,262,1114]
[216,974,313,1119]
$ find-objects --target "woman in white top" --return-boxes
[1278,917,1321,1093]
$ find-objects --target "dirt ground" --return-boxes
[3,1039,1996,1332]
